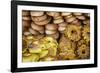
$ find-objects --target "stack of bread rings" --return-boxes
[22,10,31,31]
[31,11,51,26]
[22,10,90,62]
[45,24,59,40]
[58,22,68,33]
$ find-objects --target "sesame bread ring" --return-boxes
[22,16,31,20]
[31,14,47,22]
[46,12,60,17]
[22,10,30,16]
[31,22,44,31]
[29,28,39,35]
[73,12,82,15]
[64,25,81,41]
[22,20,31,27]
[45,30,57,35]
[45,24,58,31]
[58,22,68,27]
[30,11,44,16]
[34,17,51,26]
[61,12,72,16]
[53,18,64,24]
[65,16,76,23]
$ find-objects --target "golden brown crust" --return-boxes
[82,25,90,42]
[64,24,81,41]
[59,35,76,52]
[59,50,76,60]
[83,19,90,25]
[76,44,90,59]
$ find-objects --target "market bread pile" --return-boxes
[22,10,90,62]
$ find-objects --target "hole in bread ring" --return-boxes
[77,44,90,59]
[64,25,81,41]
